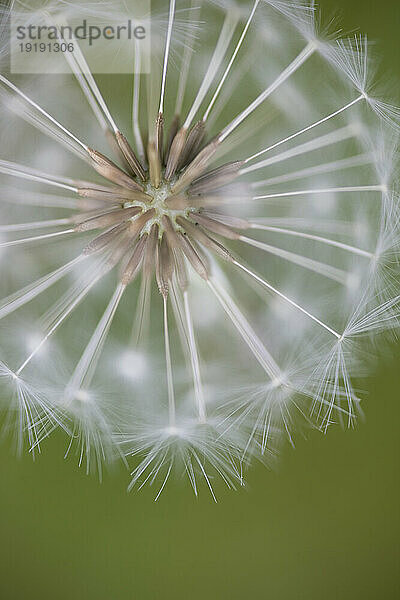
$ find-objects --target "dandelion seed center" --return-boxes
[79,120,243,289]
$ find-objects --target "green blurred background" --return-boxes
[0,1,399,598]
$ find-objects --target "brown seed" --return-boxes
[177,217,233,262]
[115,131,146,181]
[161,215,180,248]
[171,139,219,195]
[147,141,162,189]
[178,120,206,169]
[202,211,250,230]
[121,234,147,285]
[143,224,159,278]
[87,148,144,192]
[164,127,188,180]
[83,221,130,255]
[189,161,244,195]
[164,194,190,210]
[156,237,174,297]
[105,127,135,173]
[75,206,141,232]
[188,212,241,240]
[128,209,156,239]
[155,112,164,163]
[77,184,150,203]
[173,247,188,291]
[165,114,180,163]
[72,207,120,225]
[176,231,209,281]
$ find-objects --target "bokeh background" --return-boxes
[0,0,399,598]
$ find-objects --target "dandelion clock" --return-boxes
[0,0,398,499]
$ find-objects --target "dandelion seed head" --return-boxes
[0,0,398,495]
